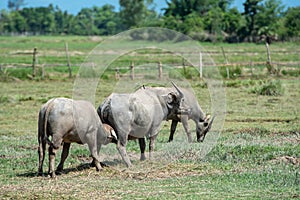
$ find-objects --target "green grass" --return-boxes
[0,78,299,199]
[1,36,299,81]
[0,36,299,199]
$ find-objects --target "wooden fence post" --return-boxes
[226,67,230,79]
[130,62,134,80]
[265,42,271,64]
[265,42,276,74]
[221,47,229,64]
[32,47,37,77]
[115,68,120,80]
[41,64,45,80]
[182,57,186,75]
[65,42,72,78]
[199,52,203,79]
[250,60,253,77]
[158,61,162,79]
[221,47,230,79]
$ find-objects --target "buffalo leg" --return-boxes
[138,138,146,161]
[182,116,192,143]
[149,135,157,159]
[37,138,46,176]
[86,137,102,171]
[168,120,178,142]
[116,134,132,167]
[48,144,59,178]
[56,142,71,173]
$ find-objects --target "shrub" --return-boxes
[6,67,32,80]
[250,79,284,96]
[282,69,300,77]
[0,67,12,82]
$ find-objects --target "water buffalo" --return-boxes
[38,98,117,178]
[97,82,185,167]
[144,87,215,143]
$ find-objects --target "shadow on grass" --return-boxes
[16,159,123,178]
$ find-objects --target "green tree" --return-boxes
[0,9,13,33]
[119,0,154,29]
[19,5,55,34]
[282,6,300,39]
[92,5,120,35]
[243,0,262,41]
[223,8,243,36]
[11,11,26,33]
[242,0,285,42]
[256,0,284,42]
[163,0,217,19]
[8,0,25,11]
[54,6,74,34]
[73,8,98,35]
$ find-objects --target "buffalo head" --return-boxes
[197,115,215,142]
[102,123,118,144]
[164,82,186,117]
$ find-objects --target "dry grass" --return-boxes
[0,77,299,199]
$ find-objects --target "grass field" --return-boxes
[0,36,299,199]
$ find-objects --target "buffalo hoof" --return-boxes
[140,155,146,161]
[55,170,63,176]
[37,171,44,177]
[48,172,56,178]
[100,162,108,167]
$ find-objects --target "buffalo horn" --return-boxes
[204,115,215,132]
[171,81,184,98]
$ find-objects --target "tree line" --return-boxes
[1,0,299,42]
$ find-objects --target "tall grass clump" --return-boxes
[0,67,12,81]
[250,79,284,96]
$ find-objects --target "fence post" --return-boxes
[32,47,37,77]
[221,47,229,79]
[265,42,276,74]
[265,42,271,64]
[130,62,134,80]
[221,47,229,64]
[65,42,72,78]
[226,67,230,79]
[41,64,45,80]
[199,52,203,79]
[115,68,120,80]
[158,61,162,79]
[250,60,253,77]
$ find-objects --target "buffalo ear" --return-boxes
[162,92,178,109]
[167,92,175,103]
[162,92,175,105]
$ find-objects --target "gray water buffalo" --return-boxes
[97,82,184,167]
[38,98,117,178]
[144,87,215,142]
[144,87,215,143]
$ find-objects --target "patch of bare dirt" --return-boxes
[269,156,300,166]
[227,118,295,123]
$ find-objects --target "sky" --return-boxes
[0,0,299,15]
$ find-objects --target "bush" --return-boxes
[6,67,32,80]
[282,69,300,77]
[250,79,284,96]
[0,67,11,82]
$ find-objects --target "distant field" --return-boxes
[0,36,299,199]
[0,36,299,80]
